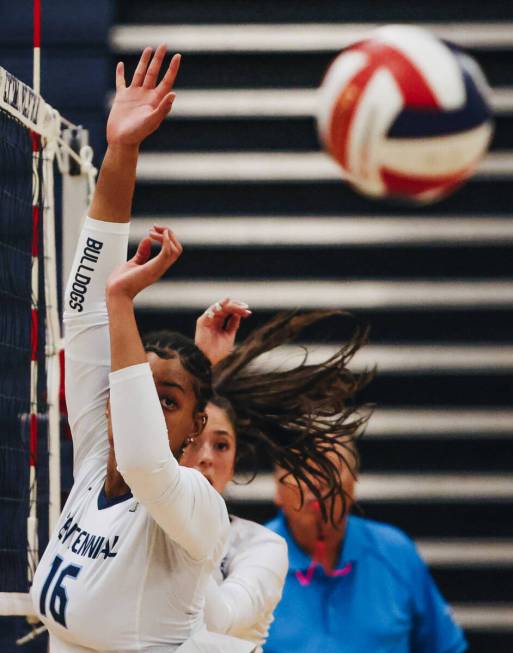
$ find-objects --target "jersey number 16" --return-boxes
[39,555,82,628]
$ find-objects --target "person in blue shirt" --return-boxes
[265,444,467,653]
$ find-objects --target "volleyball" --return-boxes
[317,25,494,203]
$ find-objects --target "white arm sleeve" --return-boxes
[109,363,230,561]
[63,218,129,476]
[204,530,288,638]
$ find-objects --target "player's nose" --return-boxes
[197,443,214,466]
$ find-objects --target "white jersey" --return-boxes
[30,218,254,653]
[204,516,288,650]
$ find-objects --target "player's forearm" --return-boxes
[107,293,146,371]
[204,576,234,634]
[89,144,139,223]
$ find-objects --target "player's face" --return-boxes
[180,402,236,493]
[147,351,207,457]
[274,447,357,532]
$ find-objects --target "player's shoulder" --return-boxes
[227,516,288,578]
[230,515,287,550]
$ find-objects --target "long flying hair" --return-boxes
[213,310,373,522]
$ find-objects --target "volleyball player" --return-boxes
[30,46,255,652]
[180,396,288,652]
[30,45,369,652]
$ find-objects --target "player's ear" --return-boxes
[192,412,208,437]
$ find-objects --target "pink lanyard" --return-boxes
[295,538,353,587]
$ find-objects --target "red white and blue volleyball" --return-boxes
[317,25,494,204]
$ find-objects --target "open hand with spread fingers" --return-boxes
[195,298,252,366]
[107,44,181,147]
[107,227,183,300]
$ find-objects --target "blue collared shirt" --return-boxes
[265,512,467,653]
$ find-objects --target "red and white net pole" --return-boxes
[33,0,41,95]
[33,0,62,545]
[27,0,42,582]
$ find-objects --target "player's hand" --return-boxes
[106,227,182,300]
[107,45,181,147]
[195,298,252,365]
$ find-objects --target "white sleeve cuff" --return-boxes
[109,362,152,386]
[84,216,130,236]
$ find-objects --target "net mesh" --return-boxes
[0,107,49,593]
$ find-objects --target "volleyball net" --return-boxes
[0,66,96,619]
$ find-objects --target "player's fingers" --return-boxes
[131,47,153,87]
[143,43,167,89]
[202,300,251,323]
[115,61,126,90]
[163,228,183,262]
[167,229,183,256]
[200,301,221,321]
[215,299,251,317]
[156,53,182,98]
[132,236,153,265]
[226,299,251,312]
[145,230,180,280]
[224,314,242,335]
[150,93,176,123]
[148,230,163,242]
[149,227,182,257]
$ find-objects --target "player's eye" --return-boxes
[215,441,230,452]
[160,397,178,411]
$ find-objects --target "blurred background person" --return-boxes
[181,305,371,651]
[265,443,468,653]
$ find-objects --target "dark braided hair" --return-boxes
[212,310,373,522]
[142,331,212,412]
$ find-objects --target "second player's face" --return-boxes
[180,402,236,494]
[147,351,207,457]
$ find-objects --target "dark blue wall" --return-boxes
[0,0,114,162]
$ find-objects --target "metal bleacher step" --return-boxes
[136,150,513,182]
[250,343,513,373]
[111,22,513,53]
[113,22,513,91]
[135,278,513,311]
[166,87,513,118]
[225,472,513,504]
[130,216,513,247]
[418,539,513,567]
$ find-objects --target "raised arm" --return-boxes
[107,233,229,560]
[90,46,180,224]
[64,46,180,475]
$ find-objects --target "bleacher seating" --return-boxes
[114,2,513,651]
